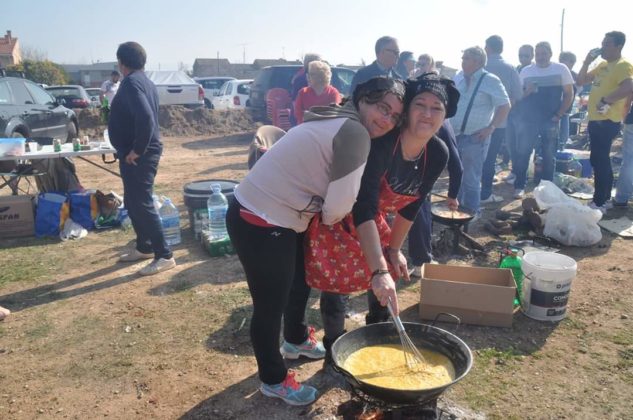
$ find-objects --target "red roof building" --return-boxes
[0,30,21,68]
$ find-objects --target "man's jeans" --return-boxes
[615,124,633,204]
[481,127,506,200]
[513,119,559,190]
[119,151,172,260]
[588,120,623,205]
[457,133,490,214]
[559,113,570,151]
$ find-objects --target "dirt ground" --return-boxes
[1,113,632,419]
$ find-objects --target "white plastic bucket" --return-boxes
[521,252,577,321]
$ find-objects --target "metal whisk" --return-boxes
[387,297,427,369]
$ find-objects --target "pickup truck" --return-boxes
[145,71,204,107]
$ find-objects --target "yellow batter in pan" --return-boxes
[342,344,455,390]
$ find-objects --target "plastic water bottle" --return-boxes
[152,194,162,213]
[159,198,181,246]
[207,184,228,240]
[500,248,524,306]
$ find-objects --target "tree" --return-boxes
[8,59,69,85]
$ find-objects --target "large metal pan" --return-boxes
[330,322,473,405]
[431,203,475,227]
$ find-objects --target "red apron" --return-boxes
[305,138,426,293]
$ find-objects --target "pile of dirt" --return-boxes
[76,106,262,139]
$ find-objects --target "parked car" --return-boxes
[0,76,78,142]
[249,65,356,110]
[146,71,204,107]
[85,87,102,107]
[194,76,236,108]
[212,79,253,110]
[46,85,92,109]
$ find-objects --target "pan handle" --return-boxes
[331,362,362,388]
[429,312,461,333]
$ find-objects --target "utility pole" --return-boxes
[236,43,249,64]
[560,8,565,53]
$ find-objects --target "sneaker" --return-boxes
[610,199,628,208]
[118,249,154,262]
[280,327,326,360]
[409,265,422,278]
[138,257,176,276]
[481,194,503,204]
[260,371,317,406]
[513,189,525,199]
[588,201,608,214]
[503,173,516,184]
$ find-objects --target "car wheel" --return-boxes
[65,121,78,144]
[204,99,213,109]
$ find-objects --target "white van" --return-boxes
[145,71,204,107]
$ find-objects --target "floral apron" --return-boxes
[305,138,426,293]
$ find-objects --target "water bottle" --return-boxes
[101,96,110,124]
[207,184,228,240]
[152,194,162,213]
[500,247,524,306]
[159,197,181,246]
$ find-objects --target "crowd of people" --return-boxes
[70,34,632,407]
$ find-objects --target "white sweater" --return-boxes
[235,103,371,232]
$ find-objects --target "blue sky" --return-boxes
[3,0,633,71]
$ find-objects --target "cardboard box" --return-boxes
[0,195,35,238]
[419,264,516,328]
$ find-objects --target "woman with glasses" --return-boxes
[226,77,405,406]
[305,73,459,357]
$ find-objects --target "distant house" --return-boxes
[60,62,119,87]
[192,58,302,78]
[0,30,21,68]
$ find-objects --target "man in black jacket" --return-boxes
[109,41,176,276]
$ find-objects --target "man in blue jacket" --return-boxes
[350,36,403,92]
[108,41,176,275]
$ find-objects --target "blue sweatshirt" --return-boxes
[108,70,162,157]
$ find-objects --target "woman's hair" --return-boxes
[352,77,405,109]
[308,61,331,87]
[116,41,147,70]
[417,53,435,72]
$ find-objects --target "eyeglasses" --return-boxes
[375,101,401,125]
[383,48,400,56]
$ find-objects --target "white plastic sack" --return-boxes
[533,181,602,246]
[60,218,88,241]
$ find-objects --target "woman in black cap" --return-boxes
[226,76,404,406]
[305,73,460,354]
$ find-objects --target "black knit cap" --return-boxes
[352,76,406,108]
[404,73,460,118]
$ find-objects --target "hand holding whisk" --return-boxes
[387,297,427,369]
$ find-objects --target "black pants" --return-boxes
[589,120,622,206]
[226,198,310,384]
[119,152,171,259]
[320,289,389,354]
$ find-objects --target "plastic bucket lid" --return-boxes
[522,251,576,282]
[184,179,238,195]
[183,179,238,209]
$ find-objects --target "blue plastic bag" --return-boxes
[70,191,98,230]
[35,192,69,237]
